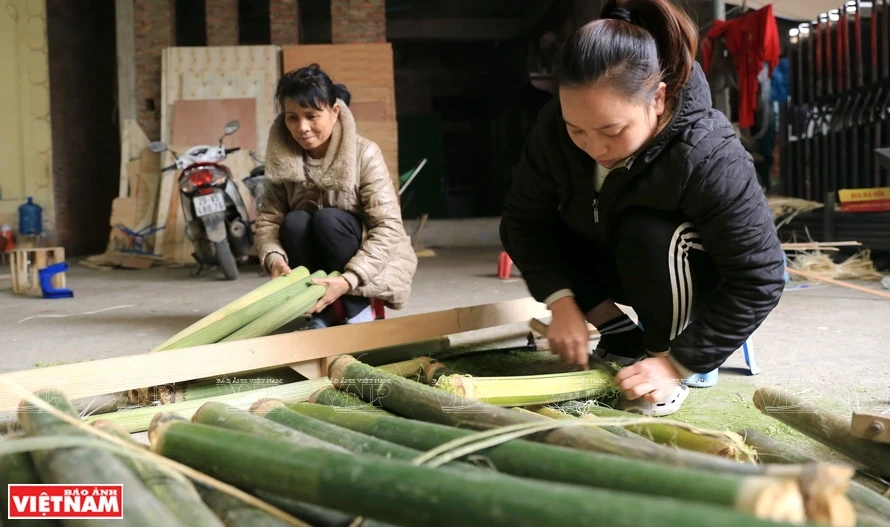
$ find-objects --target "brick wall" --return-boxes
[134,0,175,141]
[206,0,239,45]
[47,0,120,256]
[270,0,300,44]
[331,0,385,43]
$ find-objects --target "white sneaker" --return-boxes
[618,384,690,417]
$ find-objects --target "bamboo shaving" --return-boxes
[789,250,885,281]
[0,377,309,527]
[767,196,824,228]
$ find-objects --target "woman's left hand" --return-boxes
[309,276,351,314]
[614,356,683,403]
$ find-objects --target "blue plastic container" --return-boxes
[18,197,42,235]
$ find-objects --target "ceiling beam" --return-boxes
[387,18,522,40]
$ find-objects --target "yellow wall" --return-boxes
[0,0,54,231]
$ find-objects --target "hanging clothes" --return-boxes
[702,5,781,128]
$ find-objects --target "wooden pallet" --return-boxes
[9,247,65,296]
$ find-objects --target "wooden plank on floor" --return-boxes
[0,297,548,413]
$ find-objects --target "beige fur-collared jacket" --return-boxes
[254,101,417,309]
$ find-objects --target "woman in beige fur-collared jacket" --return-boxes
[254,64,417,329]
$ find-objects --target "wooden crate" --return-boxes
[10,247,65,296]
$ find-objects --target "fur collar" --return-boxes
[264,99,358,191]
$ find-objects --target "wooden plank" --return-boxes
[282,43,395,90]
[851,411,890,444]
[786,267,890,299]
[0,297,549,413]
[171,98,257,151]
[356,120,399,189]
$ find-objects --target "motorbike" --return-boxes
[148,121,253,280]
[242,152,267,213]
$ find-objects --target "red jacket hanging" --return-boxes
[702,5,780,128]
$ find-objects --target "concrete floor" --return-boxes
[2,247,889,467]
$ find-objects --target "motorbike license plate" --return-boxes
[194,193,226,217]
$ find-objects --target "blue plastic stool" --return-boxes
[39,262,73,299]
[682,337,760,388]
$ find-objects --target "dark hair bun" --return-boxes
[275,63,351,111]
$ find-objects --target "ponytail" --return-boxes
[556,0,698,108]
[333,83,352,106]
[275,63,352,111]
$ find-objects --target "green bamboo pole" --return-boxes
[254,491,397,527]
[191,401,349,453]
[251,399,423,461]
[308,387,385,411]
[153,267,312,350]
[753,387,890,479]
[740,427,890,521]
[16,390,184,526]
[285,402,819,522]
[0,447,60,526]
[151,420,804,527]
[326,356,769,475]
[88,419,223,526]
[195,484,296,527]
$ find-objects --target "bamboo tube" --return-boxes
[88,419,224,526]
[740,428,890,521]
[285,402,809,521]
[220,271,331,342]
[753,387,890,479]
[191,401,349,453]
[327,356,769,475]
[251,399,423,461]
[151,420,804,527]
[17,390,184,526]
[0,448,60,526]
[153,266,312,350]
[431,369,616,407]
[570,402,757,463]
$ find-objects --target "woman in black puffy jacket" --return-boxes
[500,0,785,416]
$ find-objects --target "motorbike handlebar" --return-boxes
[225,147,241,154]
[161,163,177,172]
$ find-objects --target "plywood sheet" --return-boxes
[282,43,394,90]
[171,98,257,151]
[356,120,399,189]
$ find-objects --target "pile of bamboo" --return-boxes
[3,353,889,527]
[153,266,332,351]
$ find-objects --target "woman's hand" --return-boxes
[267,255,291,279]
[309,276,351,314]
[547,297,592,369]
[614,356,683,403]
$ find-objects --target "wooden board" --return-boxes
[171,98,257,151]
[851,411,890,444]
[156,45,279,255]
[356,120,399,186]
[0,297,549,413]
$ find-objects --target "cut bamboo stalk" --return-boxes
[180,366,307,402]
[740,428,890,521]
[0,448,60,526]
[753,387,890,479]
[152,266,312,350]
[432,369,615,407]
[89,419,224,526]
[285,402,811,521]
[251,399,423,461]
[151,419,804,527]
[327,356,769,475]
[17,389,184,526]
[569,402,757,463]
[529,404,654,444]
[220,271,331,342]
[191,401,349,453]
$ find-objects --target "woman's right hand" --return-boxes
[547,297,591,369]
[266,254,291,279]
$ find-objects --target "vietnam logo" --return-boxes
[8,485,123,519]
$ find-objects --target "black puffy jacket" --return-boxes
[500,62,786,373]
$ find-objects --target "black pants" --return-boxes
[279,208,370,319]
[563,209,723,354]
